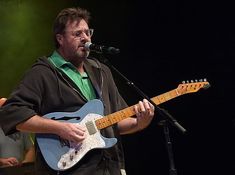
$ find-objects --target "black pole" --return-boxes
[159,120,178,175]
[95,54,187,175]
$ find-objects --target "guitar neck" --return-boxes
[95,88,180,129]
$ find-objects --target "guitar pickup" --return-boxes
[85,121,97,135]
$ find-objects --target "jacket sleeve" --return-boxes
[0,66,45,135]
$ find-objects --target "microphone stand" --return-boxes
[97,55,187,175]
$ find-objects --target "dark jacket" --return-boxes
[0,56,128,175]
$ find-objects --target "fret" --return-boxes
[151,96,160,105]
[158,94,166,103]
[155,94,165,104]
[109,114,116,124]
[163,91,172,101]
[162,90,178,102]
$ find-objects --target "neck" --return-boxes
[76,63,85,73]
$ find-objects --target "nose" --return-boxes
[80,33,90,43]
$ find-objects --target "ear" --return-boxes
[56,34,63,46]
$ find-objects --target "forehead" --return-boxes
[65,19,89,30]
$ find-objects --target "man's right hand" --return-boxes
[57,122,86,143]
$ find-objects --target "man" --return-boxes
[0,98,35,168]
[0,7,155,175]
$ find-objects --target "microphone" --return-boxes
[84,42,120,54]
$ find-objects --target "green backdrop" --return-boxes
[0,0,82,96]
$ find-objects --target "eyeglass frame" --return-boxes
[63,28,94,39]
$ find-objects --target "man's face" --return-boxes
[57,19,93,63]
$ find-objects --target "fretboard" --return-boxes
[95,88,180,129]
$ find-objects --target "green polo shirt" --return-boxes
[48,51,96,101]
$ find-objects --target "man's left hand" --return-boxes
[134,99,155,131]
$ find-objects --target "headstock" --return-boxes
[176,79,210,95]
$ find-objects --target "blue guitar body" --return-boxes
[36,99,117,171]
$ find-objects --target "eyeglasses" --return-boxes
[66,29,94,38]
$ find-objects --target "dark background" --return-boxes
[0,0,234,174]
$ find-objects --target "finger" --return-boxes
[73,125,87,142]
[150,103,155,115]
[138,101,146,113]
[68,133,85,144]
[7,161,17,166]
[8,158,18,164]
[75,127,86,138]
[75,124,86,132]
[143,99,155,115]
[133,104,140,116]
[6,162,14,166]
[73,133,86,143]
[143,99,151,110]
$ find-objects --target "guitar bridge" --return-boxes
[85,121,97,135]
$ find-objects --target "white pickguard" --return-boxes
[57,113,105,170]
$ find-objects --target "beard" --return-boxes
[76,47,89,58]
[58,44,90,67]
[68,48,90,67]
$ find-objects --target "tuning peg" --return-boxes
[203,78,207,82]
[191,80,194,83]
[195,79,198,82]
[182,81,185,84]
[186,80,189,83]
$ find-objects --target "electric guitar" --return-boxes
[36,80,210,171]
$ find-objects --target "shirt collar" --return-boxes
[50,50,76,70]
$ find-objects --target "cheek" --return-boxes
[71,39,80,47]
[65,39,78,49]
